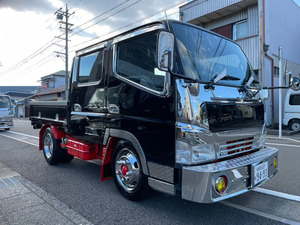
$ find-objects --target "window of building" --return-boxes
[211,24,233,39]
[274,67,279,76]
[78,49,104,84]
[233,20,248,40]
[115,31,165,93]
[290,94,300,105]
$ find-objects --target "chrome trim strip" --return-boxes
[148,177,175,196]
[220,148,255,158]
[76,41,107,56]
[30,101,67,106]
[221,139,254,148]
[148,162,174,183]
[112,24,165,44]
[77,80,101,87]
[71,112,106,117]
[106,128,149,175]
[30,116,67,124]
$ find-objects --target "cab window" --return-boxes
[115,31,165,93]
[78,49,104,84]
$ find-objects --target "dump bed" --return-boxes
[30,101,68,128]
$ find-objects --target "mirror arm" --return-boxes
[262,86,290,89]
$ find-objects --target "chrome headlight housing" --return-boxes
[176,123,216,165]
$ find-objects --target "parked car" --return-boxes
[283,89,300,131]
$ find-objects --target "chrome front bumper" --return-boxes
[181,147,278,203]
[0,122,13,129]
[0,117,14,129]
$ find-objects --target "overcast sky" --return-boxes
[0,0,300,86]
[0,0,185,86]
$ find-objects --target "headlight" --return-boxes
[176,125,216,165]
[1,117,12,122]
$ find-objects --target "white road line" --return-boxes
[266,142,299,148]
[222,201,300,225]
[0,134,39,147]
[7,131,39,139]
[253,187,300,202]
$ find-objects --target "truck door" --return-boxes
[69,44,107,143]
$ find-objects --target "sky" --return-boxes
[0,0,186,86]
[1,0,300,87]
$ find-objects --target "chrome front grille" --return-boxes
[219,137,255,158]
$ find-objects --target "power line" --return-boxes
[69,0,186,51]
[72,0,129,33]
[0,38,56,77]
[2,53,57,84]
[70,0,141,38]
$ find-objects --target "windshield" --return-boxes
[171,22,259,88]
[0,96,11,108]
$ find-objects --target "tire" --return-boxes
[42,128,63,165]
[5,128,10,131]
[112,141,149,201]
[289,120,300,132]
[61,149,74,163]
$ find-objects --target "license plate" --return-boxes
[253,161,268,185]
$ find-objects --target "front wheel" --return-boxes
[112,141,149,201]
[290,120,300,132]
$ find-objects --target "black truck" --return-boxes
[30,20,281,203]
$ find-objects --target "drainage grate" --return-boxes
[0,177,21,188]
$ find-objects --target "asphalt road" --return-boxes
[0,118,300,225]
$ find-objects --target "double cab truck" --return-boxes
[0,95,13,130]
[30,20,285,203]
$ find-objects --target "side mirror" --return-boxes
[157,31,174,72]
[259,89,269,101]
[290,77,300,91]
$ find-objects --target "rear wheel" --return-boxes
[42,128,63,165]
[61,149,74,162]
[290,120,300,132]
[112,141,149,201]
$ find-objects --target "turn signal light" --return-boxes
[274,156,278,169]
[215,175,228,194]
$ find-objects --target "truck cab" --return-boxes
[0,95,13,130]
[30,20,279,203]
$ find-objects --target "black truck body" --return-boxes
[30,20,278,203]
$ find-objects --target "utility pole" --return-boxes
[278,46,283,138]
[55,5,74,100]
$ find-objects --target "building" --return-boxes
[34,86,65,101]
[34,70,68,101]
[39,70,66,91]
[180,0,300,125]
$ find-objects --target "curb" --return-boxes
[266,136,300,145]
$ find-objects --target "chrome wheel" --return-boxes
[115,148,141,192]
[43,132,53,159]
